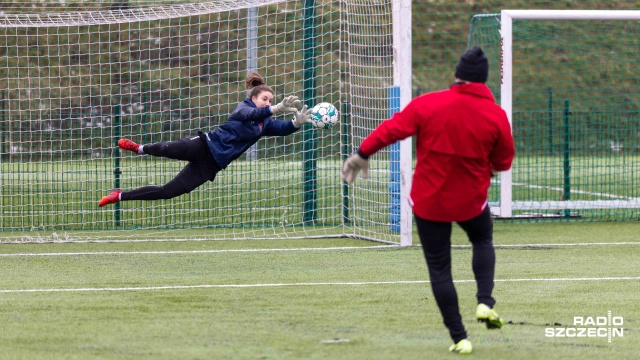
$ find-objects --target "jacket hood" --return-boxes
[450,82,495,102]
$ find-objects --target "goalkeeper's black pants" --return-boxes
[121,134,221,201]
[414,206,495,343]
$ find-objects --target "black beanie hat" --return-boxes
[455,46,489,83]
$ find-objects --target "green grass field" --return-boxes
[0,221,638,359]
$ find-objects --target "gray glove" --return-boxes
[341,152,369,184]
[292,105,313,127]
[270,95,301,116]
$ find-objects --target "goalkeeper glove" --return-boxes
[270,95,301,116]
[292,105,313,128]
[341,151,369,184]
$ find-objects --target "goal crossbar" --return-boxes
[0,0,288,28]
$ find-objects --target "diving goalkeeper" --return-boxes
[341,47,515,355]
[98,72,313,207]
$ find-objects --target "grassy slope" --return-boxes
[3,0,640,110]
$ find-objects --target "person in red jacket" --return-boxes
[341,46,515,355]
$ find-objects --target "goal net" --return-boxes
[0,0,405,243]
[470,10,640,220]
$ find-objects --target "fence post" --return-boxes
[0,89,5,162]
[548,87,554,156]
[389,86,401,232]
[302,0,317,223]
[114,104,122,227]
[563,100,571,218]
[341,101,350,224]
[0,90,4,222]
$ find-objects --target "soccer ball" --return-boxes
[309,102,339,129]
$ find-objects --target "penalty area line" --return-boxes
[1,276,639,293]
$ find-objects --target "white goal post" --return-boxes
[495,10,640,218]
[393,0,412,246]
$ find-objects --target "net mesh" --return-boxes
[0,1,288,27]
[344,0,397,242]
[1,0,395,242]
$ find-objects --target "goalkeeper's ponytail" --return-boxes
[245,72,273,99]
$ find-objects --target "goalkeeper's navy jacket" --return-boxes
[358,82,515,222]
[203,98,300,169]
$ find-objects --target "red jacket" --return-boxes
[359,83,515,222]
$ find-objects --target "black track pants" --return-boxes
[414,206,495,343]
[121,135,220,201]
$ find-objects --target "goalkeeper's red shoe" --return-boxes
[118,138,140,153]
[98,189,121,207]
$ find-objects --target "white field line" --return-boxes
[492,178,638,200]
[1,277,639,294]
[0,245,396,257]
[458,242,640,248]
[1,242,639,257]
